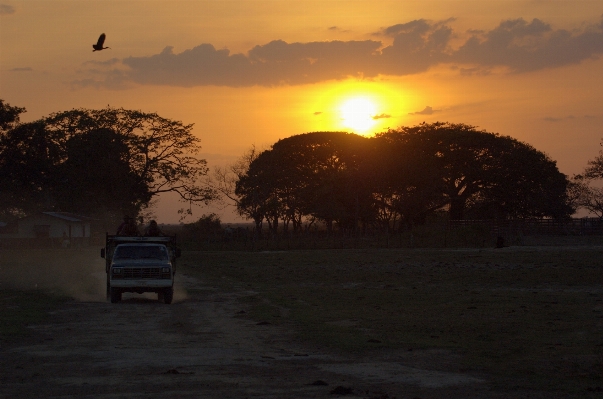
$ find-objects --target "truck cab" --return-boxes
[101,235,181,304]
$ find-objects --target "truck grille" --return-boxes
[123,268,162,279]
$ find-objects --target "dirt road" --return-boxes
[1,272,502,399]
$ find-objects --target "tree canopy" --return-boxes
[233,124,573,232]
[571,139,603,217]
[235,132,371,234]
[376,123,573,221]
[0,102,215,223]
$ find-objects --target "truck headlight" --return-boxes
[112,268,123,274]
[161,267,170,273]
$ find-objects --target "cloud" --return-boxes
[313,111,323,115]
[451,66,492,76]
[409,106,440,115]
[82,58,122,67]
[78,16,603,89]
[544,115,584,122]
[454,18,603,72]
[0,4,15,15]
[372,113,391,119]
[9,67,32,72]
[328,26,350,33]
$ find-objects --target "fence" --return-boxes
[449,218,603,236]
[177,217,603,251]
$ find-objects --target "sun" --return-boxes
[339,97,378,133]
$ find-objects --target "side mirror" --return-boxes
[100,248,105,258]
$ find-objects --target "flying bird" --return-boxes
[92,33,110,52]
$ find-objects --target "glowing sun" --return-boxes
[339,97,378,133]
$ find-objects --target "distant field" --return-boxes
[2,245,602,396]
[182,246,603,395]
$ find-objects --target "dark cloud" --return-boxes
[455,17,603,72]
[372,113,391,119]
[409,106,440,115]
[10,67,32,72]
[313,111,323,115]
[0,4,15,15]
[78,16,603,89]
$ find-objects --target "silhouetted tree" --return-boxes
[0,99,29,220]
[235,132,372,234]
[380,122,573,221]
[567,176,603,217]
[210,144,261,221]
[57,128,150,219]
[0,121,63,216]
[273,132,372,231]
[0,106,216,224]
[571,140,603,217]
[235,148,284,236]
[44,107,215,209]
[368,131,446,229]
[181,213,222,242]
[0,99,26,133]
[582,140,603,180]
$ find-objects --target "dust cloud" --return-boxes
[0,248,188,303]
[0,248,107,301]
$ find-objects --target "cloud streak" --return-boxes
[409,106,440,115]
[79,16,603,89]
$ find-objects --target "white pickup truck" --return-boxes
[101,235,181,304]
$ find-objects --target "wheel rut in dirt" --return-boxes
[1,276,490,399]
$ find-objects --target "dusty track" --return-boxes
[1,274,499,399]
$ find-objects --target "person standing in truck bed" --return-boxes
[144,220,163,236]
[116,216,140,236]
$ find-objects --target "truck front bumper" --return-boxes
[110,279,173,289]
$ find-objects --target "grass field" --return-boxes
[181,247,603,395]
[1,245,602,396]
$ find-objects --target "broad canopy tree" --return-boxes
[0,102,215,223]
[377,123,573,222]
[235,132,372,234]
[234,124,573,232]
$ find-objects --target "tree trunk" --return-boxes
[449,196,466,220]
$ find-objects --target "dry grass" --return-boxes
[181,246,603,396]
[1,245,602,396]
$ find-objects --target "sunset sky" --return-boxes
[2,1,603,223]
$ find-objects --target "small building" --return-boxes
[0,212,94,248]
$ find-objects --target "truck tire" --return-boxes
[163,287,174,304]
[110,287,122,303]
[106,277,110,301]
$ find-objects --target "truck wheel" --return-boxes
[106,277,110,301]
[157,291,164,302]
[163,287,174,304]
[110,288,122,303]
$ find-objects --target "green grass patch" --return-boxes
[181,247,603,396]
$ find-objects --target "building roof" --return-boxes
[41,212,94,222]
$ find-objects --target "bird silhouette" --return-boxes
[92,33,110,52]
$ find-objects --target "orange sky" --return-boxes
[2,1,603,223]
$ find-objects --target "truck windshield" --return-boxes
[114,245,169,260]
